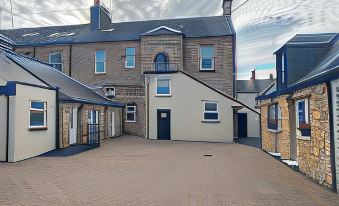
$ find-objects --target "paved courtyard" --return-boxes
[0,136,339,206]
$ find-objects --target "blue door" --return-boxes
[157,109,171,140]
[237,113,248,138]
[154,53,169,71]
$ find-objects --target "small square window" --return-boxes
[29,101,47,128]
[104,87,116,98]
[203,101,219,122]
[156,79,171,96]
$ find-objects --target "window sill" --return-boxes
[156,94,172,97]
[95,72,106,75]
[199,69,215,72]
[201,120,220,123]
[28,127,48,131]
[125,67,135,69]
[297,136,311,141]
[126,121,136,123]
[268,129,282,133]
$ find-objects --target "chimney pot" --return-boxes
[251,69,256,80]
[94,0,100,5]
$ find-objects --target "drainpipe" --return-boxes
[232,34,237,98]
[146,79,150,139]
[33,46,36,58]
[326,82,337,193]
[55,87,60,149]
[6,96,9,162]
[69,44,72,77]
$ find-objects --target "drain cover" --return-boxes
[204,154,213,157]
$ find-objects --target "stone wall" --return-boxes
[260,95,291,159]
[293,84,332,188]
[59,103,122,148]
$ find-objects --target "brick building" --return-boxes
[0,0,236,138]
[257,33,339,192]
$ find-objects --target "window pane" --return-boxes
[127,113,135,121]
[126,56,135,67]
[31,102,44,110]
[205,102,217,111]
[204,113,218,120]
[157,87,170,94]
[50,53,62,63]
[96,50,105,62]
[202,58,213,69]
[52,64,63,71]
[157,80,169,87]
[96,62,105,73]
[126,48,135,56]
[30,111,45,126]
[127,106,135,112]
[269,105,276,120]
[298,101,305,123]
[200,46,214,58]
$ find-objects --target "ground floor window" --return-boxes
[126,105,136,122]
[203,101,219,122]
[29,101,47,129]
[296,98,311,136]
[267,103,282,131]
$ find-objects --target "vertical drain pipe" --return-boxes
[6,96,9,162]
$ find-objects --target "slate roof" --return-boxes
[257,33,339,100]
[0,16,235,46]
[1,47,124,107]
[236,79,274,93]
[275,33,338,53]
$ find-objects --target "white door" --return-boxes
[69,108,78,145]
[0,96,7,161]
[111,111,115,137]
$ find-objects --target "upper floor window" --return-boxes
[203,101,219,122]
[95,50,106,74]
[49,52,63,72]
[154,53,169,71]
[29,101,47,129]
[156,79,171,96]
[281,53,285,84]
[125,47,136,69]
[200,45,215,71]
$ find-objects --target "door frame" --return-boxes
[111,111,115,137]
[157,109,171,140]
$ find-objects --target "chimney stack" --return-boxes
[251,69,256,80]
[94,0,100,5]
[223,0,233,16]
[269,73,274,80]
[90,0,112,30]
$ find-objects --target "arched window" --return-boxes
[154,53,169,71]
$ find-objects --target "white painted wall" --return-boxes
[7,84,56,162]
[0,54,47,86]
[331,78,339,192]
[0,95,7,161]
[148,72,242,143]
[237,92,261,137]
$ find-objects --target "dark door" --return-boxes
[237,113,248,138]
[157,109,171,140]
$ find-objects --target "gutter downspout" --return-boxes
[33,46,36,58]
[327,82,337,193]
[55,87,60,149]
[232,34,237,98]
[146,79,150,139]
[69,44,72,77]
[6,96,9,162]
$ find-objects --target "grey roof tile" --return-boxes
[236,79,274,93]
[0,16,235,46]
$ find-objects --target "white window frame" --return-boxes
[200,45,215,71]
[104,87,116,98]
[156,78,171,96]
[126,106,136,123]
[95,50,106,74]
[29,101,47,129]
[281,53,285,84]
[203,101,219,122]
[125,47,136,69]
[296,98,309,128]
[48,52,63,72]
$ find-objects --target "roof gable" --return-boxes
[141,26,183,36]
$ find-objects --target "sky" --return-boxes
[0,0,338,79]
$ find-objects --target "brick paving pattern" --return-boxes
[0,136,339,206]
